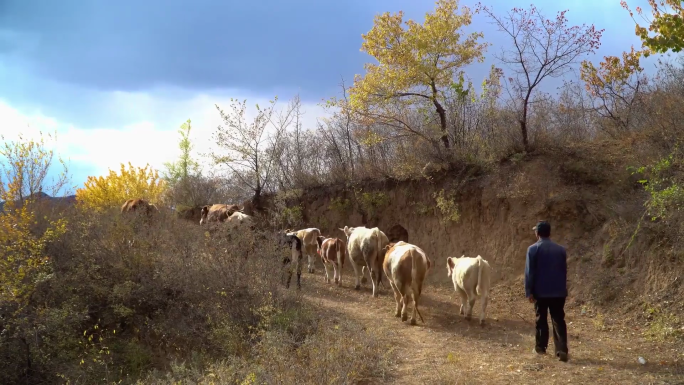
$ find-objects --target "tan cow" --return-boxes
[121,198,159,217]
[286,228,322,274]
[316,236,346,286]
[199,204,242,225]
[339,225,389,297]
[382,241,432,325]
[446,255,492,326]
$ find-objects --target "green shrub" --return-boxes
[433,189,460,224]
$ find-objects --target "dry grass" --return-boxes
[0,206,390,384]
[293,262,684,385]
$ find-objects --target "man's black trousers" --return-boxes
[534,297,568,355]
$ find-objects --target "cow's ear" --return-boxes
[447,257,455,277]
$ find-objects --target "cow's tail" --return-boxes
[476,256,483,296]
[411,248,418,289]
[336,239,345,269]
[375,230,384,288]
[410,248,425,323]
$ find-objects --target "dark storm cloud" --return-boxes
[0,0,429,99]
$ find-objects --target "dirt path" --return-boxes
[297,267,683,384]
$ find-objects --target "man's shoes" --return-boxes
[557,351,568,362]
[533,347,546,355]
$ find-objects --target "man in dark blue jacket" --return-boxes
[525,220,569,362]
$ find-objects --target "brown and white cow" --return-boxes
[446,255,492,326]
[278,232,304,289]
[316,236,346,286]
[286,228,322,274]
[339,225,389,297]
[199,204,242,225]
[121,198,159,217]
[382,241,432,325]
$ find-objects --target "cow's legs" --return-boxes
[455,286,468,317]
[296,252,303,289]
[369,266,380,298]
[360,266,368,284]
[465,288,477,320]
[401,288,410,322]
[332,263,340,285]
[390,280,402,317]
[323,263,332,283]
[479,294,489,326]
[410,284,421,326]
[350,262,362,290]
[307,250,315,274]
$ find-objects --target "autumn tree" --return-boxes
[75,162,166,212]
[348,0,488,150]
[0,134,68,379]
[621,0,683,55]
[207,95,296,208]
[161,119,219,209]
[0,130,71,206]
[476,3,604,150]
[163,119,201,184]
[580,46,648,133]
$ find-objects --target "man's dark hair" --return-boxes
[533,221,551,237]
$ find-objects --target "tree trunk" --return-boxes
[430,80,450,150]
[519,118,529,151]
[433,99,450,149]
[520,95,531,151]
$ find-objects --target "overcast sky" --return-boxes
[0,0,655,194]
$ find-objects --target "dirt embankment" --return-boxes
[285,142,683,317]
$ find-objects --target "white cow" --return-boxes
[446,255,492,326]
[339,225,389,297]
[225,211,254,229]
[382,241,432,325]
[286,228,322,274]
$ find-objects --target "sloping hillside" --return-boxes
[0,192,76,212]
[284,141,683,326]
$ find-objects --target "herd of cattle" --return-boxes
[120,198,492,326]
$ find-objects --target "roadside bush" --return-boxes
[1,203,388,384]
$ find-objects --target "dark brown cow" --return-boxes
[176,206,204,222]
[317,236,346,286]
[121,198,159,217]
[199,204,242,225]
[387,224,409,243]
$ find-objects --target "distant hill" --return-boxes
[0,192,77,213]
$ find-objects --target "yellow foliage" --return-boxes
[348,0,487,147]
[76,162,166,211]
[621,0,683,55]
[580,46,645,96]
[351,0,486,108]
[0,135,67,317]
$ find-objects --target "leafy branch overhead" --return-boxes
[580,46,648,131]
[348,0,489,150]
[621,0,684,55]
